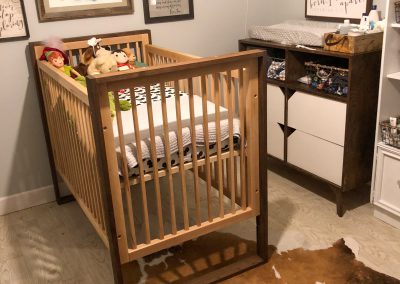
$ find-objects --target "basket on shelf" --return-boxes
[305,61,349,96]
[395,1,400,23]
[267,57,285,81]
[380,119,400,148]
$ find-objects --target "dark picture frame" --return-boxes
[305,0,373,23]
[143,0,194,24]
[0,0,30,42]
[35,0,133,22]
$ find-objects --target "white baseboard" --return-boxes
[0,185,56,216]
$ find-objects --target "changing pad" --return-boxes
[249,20,337,47]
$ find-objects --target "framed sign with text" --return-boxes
[0,0,29,42]
[143,0,194,24]
[306,0,372,23]
[36,0,133,22]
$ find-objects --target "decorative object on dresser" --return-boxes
[371,0,400,230]
[143,0,194,24]
[35,0,133,22]
[0,0,29,42]
[239,38,381,217]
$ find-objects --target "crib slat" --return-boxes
[145,84,165,239]
[68,50,73,67]
[201,75,213,222]
[239,68,247,209]
[160,83,177,235]
[113,92,138,249]
[135,42,142,62]
[188,78,201,226]
[174,80,190,230]
[130,86,151,244]
[226,71,236,214]
[81,103,106,230]
[213,73,224,218]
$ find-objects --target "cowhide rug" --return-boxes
[122,232,400,284]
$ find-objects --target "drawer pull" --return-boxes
[398,180,400,190]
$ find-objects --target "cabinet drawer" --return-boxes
[374,146,400,216]
[288,130,344,186]
[288,91,346,146]
[267,121,284,160]
[267,85,285,124]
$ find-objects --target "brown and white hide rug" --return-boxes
[122,232,400,284]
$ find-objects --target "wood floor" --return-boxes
[1,170,400,283]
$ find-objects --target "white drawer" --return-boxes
[374,145,400,216]
[267,85,284,124]
[288,91,346,146]
[267,121,284,160]
[288,130,344,186]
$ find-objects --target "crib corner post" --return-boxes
[87,77,128,284]
[256,52,269,261]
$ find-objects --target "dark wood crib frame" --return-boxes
[29,29,268,283]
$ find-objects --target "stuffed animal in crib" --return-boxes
[80,37,112,76]
[112,49,134,71]
[87,49,118,75]
[45,50,82,78]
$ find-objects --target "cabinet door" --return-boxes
[288,130,344,186]
[267,85,285,160]
[288,91,347,146]
[374,146,400,217]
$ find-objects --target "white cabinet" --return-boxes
[373,144,400,229]
[288,91,347,146]
[288,130,344,186]
[267,85,284,160]
[371,0,400,226]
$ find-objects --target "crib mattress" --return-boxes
[113,84,239,177]
[113,85,228,146]
[249,20,337,47]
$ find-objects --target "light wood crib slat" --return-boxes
[145,84,165,240]
[226,71,236,214]
[212,73,224,219]
[160,83,178,235]
[174,80,190,231]
[188,78,201,226]
[239,68,247,209]
[129,87,151,245]
[201,75,213,222]
[113,92,137,249]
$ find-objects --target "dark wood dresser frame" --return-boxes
[239,38,381,216]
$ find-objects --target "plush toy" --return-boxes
[122,48,136,66]
[87,49,118,75]
[45,50,82,78]
[84,46,130,116]
[112,49,134,71]
[80,37,111,76]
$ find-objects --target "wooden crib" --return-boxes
[29,30,267,283]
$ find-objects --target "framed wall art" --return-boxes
[36,0,134,22]
[305,0,373,23]
[0,0,29,42]
[143,0,194,24]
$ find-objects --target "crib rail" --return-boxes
[37,61,109,246]
[87,49,264,263]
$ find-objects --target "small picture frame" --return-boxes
[0,0,30,42]
[305,0,372,23]
[35,0,133,22]
[143,0,194,24]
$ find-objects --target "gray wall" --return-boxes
[0,0,387,199]
[0,0,248,198]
